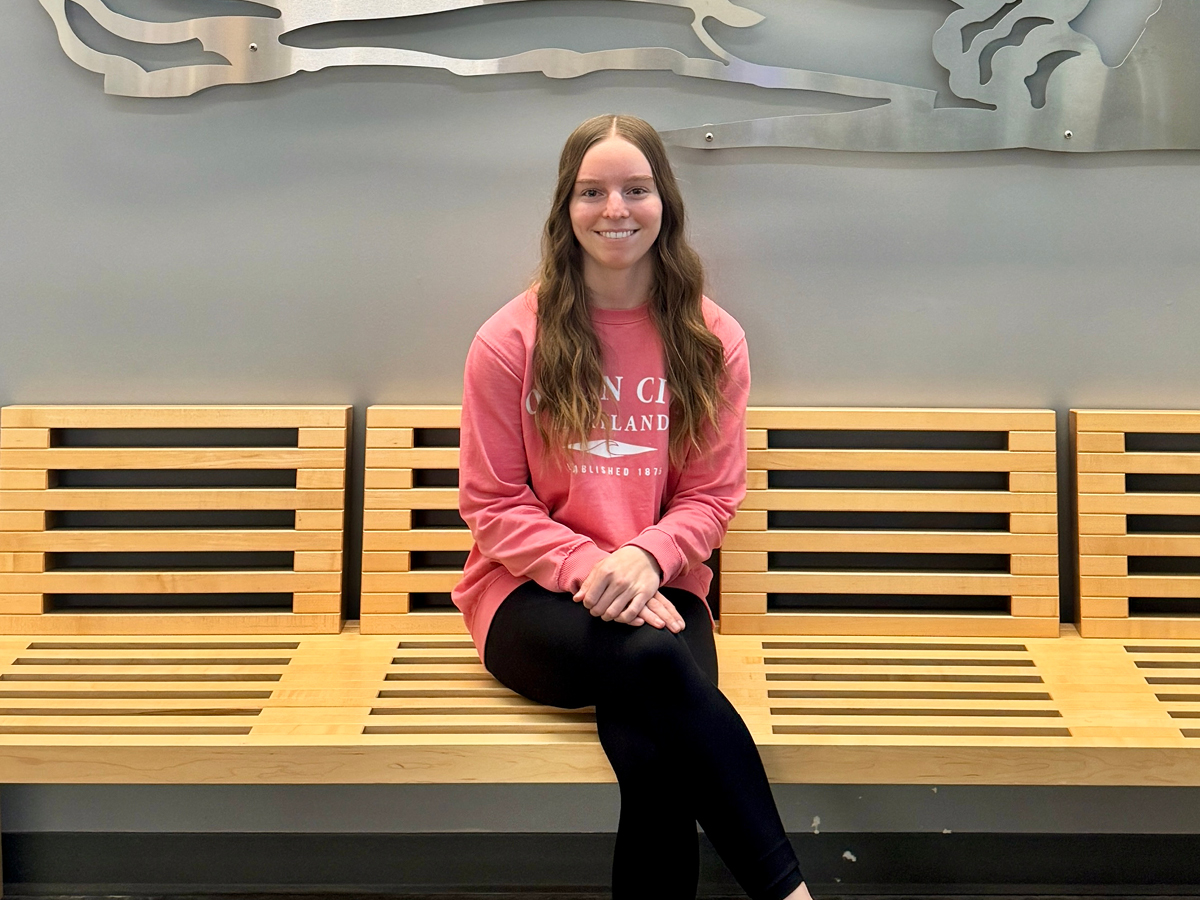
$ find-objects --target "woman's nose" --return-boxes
[604,193,628,218]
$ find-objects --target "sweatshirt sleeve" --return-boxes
[623,332,750,584]
[458,334,609,594]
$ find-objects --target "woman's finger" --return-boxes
[614,590,653,624]
[636,606,667,629]
[646,593,685,633]
[593,583,637,621]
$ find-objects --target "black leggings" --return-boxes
[484,582,804,900]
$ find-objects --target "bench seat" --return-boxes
[1,625,1199,786]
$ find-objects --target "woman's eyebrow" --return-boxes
[574,175,655,184]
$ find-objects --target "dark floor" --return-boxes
[14,897,1200,900]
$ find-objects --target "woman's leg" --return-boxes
[484,582,703,897]
[483,582,804,900]
[599,590,804,900]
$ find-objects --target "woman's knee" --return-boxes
[611,625,699,693]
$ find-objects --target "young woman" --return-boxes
[453,114,813,900]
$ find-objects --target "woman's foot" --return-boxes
[784,881,815,900]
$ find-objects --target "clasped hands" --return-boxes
[572,545,685,633]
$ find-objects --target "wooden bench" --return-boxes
[5,403,1200,870]
[1,625,1200,786]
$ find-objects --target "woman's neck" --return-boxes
[582,256,654,310]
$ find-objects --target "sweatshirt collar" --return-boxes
[590,303,651,325]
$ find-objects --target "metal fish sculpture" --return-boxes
[37,0,1200,152]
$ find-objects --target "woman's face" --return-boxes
[568,137,663,281]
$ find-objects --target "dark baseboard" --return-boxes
[3,832,1200,896]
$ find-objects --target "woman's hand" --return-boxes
[631,592,686,633]
[574,546,663,626]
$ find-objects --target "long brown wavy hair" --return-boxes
[532,114,727,466]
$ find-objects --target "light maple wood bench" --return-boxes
[6,405,1200,881]
[1,625,1200,788]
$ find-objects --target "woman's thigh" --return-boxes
[483,581,717,710]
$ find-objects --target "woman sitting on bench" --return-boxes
[453,113,812,900]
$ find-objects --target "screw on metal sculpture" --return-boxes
[705,133,714,143]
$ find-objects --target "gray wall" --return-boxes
[3,0,1200,836]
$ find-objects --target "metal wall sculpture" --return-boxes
[38,0,1200,152]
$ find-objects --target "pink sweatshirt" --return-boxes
[452,290,750,655]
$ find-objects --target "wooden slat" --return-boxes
[298,428,348,449]
[1010,514,1060,534]
[362,552,412,572]
[365,429,415,450]
[0,613,342,635]
[364,469,414,490]
[1082,576,1200,598]
[0,449,344,470]
[362,572,463,592]
[0,470,50,490]
[1079,597,1128,618]
[1075,432,1124,453]
[362,531,473,552]
[1078,556,1127,576]
[1010,473,1058,492]
[0,489,343,511]
[1072,411,1200,433]
[295,552,344,572]
[359,613,469,634]
[746,450,1054,472]
[720,614,1060,637]
[1081,534,1200,556]
[0,594,46,614]
[296,510,344,531]
[362,510,413,531]
[1010,596,1059,617]
[366,407,461,429]
[1079,494,1200,515]
[364,489,459,511]
[0,553,45,573]
[365,448,460,469]
[745,408,1054,431]
[296,470,346,490]
[1008,431,1057,452]
[1011,555,1058,576]
[723,531,1057,554]
[1078,514,1125,535]
[1080,454,1200,475]
[1077,473,1125,493]
[742,490,1055,513]
[0,429,52,449]
[723,571,1056,595]
[0,406,350,428]
[1,571,341,593]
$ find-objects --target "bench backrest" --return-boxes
[1074,410,1200,638]
[0,405,350,634]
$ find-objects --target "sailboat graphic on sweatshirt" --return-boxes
[567,439,656,459]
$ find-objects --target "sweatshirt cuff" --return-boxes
[625,529,683,584]
[556,541,608,594]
